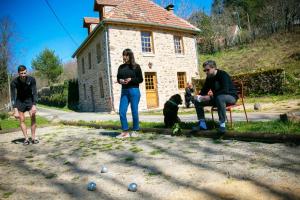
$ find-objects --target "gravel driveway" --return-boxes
[0,126,299,200]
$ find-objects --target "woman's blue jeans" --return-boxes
[119,88,141,131]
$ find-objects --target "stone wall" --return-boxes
[76,24,199,112]
[108,25,199,111]
[76,28,113,112]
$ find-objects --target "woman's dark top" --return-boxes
[117,63,143,89]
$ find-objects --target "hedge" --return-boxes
[38,79,79,110]
[192,68,288,96]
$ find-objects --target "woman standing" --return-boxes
[116,49,143,138]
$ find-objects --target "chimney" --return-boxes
[165,4,174,13]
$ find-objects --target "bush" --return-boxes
[232,68,285,96]
[192,68,286,96]
[283,72,300,95]
[37,79,79,110]
[0,112,9,120]
[67,79,79,110]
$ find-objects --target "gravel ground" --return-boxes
[0,126,299,200]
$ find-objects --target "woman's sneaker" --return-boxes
[116,132,130,138]
[130,131,139,137]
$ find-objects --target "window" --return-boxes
[81,57,85,74]
[145,74,155,90]
[141,31,153,53]
[99,76,104,98]
[96,43,101,63]
[177,72,186,89]
[83,84,87,99]
[88,52,92,69]
[174,36,184,54]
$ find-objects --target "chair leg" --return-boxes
[242,103,249,122]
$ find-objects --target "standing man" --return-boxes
[194,60,238,133]
[11,65,38,145]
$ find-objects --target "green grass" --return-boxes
[200,29,300,78]
[245,94,300,103]
[70,119,300,135]
[129,146,143,153]
[149,149,164,155]
[124,156,135,162]
[232,121,300,134]
[37,103,72,112]
[44,173,57,179]
[3,191,14,198]
[148,171,161,176]
[0,116,50,131]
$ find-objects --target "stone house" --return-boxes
[72,0,200,112]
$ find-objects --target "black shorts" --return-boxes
[15,99,34,113]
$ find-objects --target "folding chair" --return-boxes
[211,81,249,127]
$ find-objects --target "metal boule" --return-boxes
[101,166,108,173]
[128,183,137,192]
[87,182,96,191]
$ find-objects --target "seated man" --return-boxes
[194,60,238,133]
[184,82,194,108]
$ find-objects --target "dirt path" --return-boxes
[0,126,299,200]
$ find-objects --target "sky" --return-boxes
[1,0,212,73]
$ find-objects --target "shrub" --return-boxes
[37,79,79,110]
[0,112,9,120]
[192,68,286,96]
[67,79,79,110]
[232,68,285,96]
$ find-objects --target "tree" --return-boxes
[61,59,77,80]
[31,48,63,85]
[0,17,13,90]
[189,11,216,53]
[153,0,196,19]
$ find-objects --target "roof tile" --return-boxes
[105,0,199,31]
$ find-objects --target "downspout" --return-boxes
[195,37,200,77]
[105,27,115,112]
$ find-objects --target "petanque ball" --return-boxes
[87,182,96,191]
[128,183,138,192]
[101,166,108,173]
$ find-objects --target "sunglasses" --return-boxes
[203,68,211,72]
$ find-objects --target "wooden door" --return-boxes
[145,72,158,108]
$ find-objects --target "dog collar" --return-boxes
[168,100,178,106]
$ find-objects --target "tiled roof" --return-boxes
[105,0,199,31]
[74,0,199,57]
[95,0,123,6]
[84,17,99,24]
[83,17,99,28]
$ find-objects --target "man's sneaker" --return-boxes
[116,132,130,138]
[23,139,30,146]
[130,131,139,137]
[192,120,207,131]
[192,125,207,132]
[31,139,39,144]
[218,126,226,134]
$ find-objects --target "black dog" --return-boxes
[163,94,183,128]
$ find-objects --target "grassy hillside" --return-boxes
[200,29,300,78]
